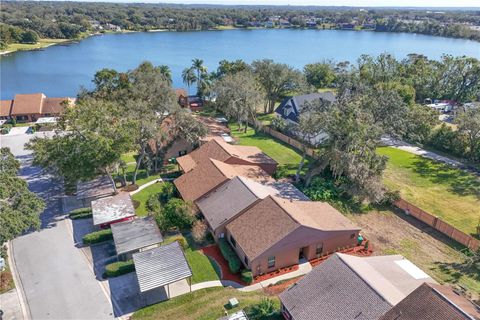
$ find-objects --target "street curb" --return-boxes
[7,241,31,320]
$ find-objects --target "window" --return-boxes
[267,256,275,268]
[350,233,355,239]
[316,243,323,256]
[230,235,236,248]
[244,256,249,266]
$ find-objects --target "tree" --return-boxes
[20,30,38,44]
[155,198,195,231]
[182,67,196,92]
[438,55,480,103]
[216,59,250,78]
[189,58,209,97]
[304,62,336,88]
[252,59,306,114]
[192,220,208,242]
[0,148,44,244]
[213,70,264,132]
[457,107,480,164]
[158,65,172,83]
[247,298,278,320]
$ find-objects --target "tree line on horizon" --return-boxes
[1,1,480,49]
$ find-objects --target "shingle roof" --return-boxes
[280,254,392,320]
[380,283,480,320]
[111,216,163,255]
[76,176,115,200]
[91,192,136,226]
[226,196,360,260]
[133,241,192,293]
[275,92,335,123]
[11,93,45,115]
[196,176,277,231]
[0,100,13,117]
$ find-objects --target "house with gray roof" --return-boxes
[111,216,163,261]
[275,92,335,124]
[279,253,437,320]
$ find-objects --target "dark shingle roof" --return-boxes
[279,254,392,320]
[275,92,335,123]
[111,217,163,255]
[380,283,480,320]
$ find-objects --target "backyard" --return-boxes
[132,287,281,320]
[378,147,480,236]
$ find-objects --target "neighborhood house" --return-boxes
[0,93,75,122]
[91,192,136,228]
[275,92,335,124]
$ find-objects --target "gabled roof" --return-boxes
[226,196,360,260]
[175,138,276,173]
[2,93,74,117]
[76,176,115,200]
[91,192,135,226]
[280,254,392,320]
[380,282,480,320]
[111,216,163,255]
[0,100,13,117]
[174,158,272,203]
[275,92,335,123]
[133,241,192,293]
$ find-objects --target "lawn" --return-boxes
[378,147,480,235]
[132,287,281,320]
[163,234,221,284]
[3,38,70,53]
[120,152,137,164]
[131,182,165,216]
[229,123,308,176]
[116,163,162,187]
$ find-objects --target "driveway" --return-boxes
[2,133,114,319]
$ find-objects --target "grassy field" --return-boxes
[132,287,281,320]
[229,124,308,176]
[131,182,165,216]
[378,147,480,235]
[2,39,70,54]
[120,152,137,164]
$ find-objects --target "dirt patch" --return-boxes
[348,209,479,301]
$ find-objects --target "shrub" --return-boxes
[192,220,208,243]
[246,298,279,320]
[241,269,253,284]
[147,194,162,212]
[155,198,195,232]
[0,124,12,134]
[104,260,135,277]
[218,238,241,273]
[69,207,92,220]
[302,177,339,201]
[273,165,289,179]
[82,229,113,245]
[159,182,176,204]
[163,235,188,250]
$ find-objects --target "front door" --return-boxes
[299,247,307,260]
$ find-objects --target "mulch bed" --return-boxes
[263,276,304,295]
[200,244,247,285]
[309,244,373,267]
[253,264,299,283]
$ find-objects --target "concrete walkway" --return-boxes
[381,137,465,168]
[129,178,163,195]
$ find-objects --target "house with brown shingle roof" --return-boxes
[176,137,278,175]
[225,196,360,276]
[0,93,75,122]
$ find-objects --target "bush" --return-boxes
[192,220,208,243]
[246,298,279,320]
[0,124,12,134]
[147,194,162,212]
[163,235,188,250]
[104,260,135,277]
[82,229,113,245]
[302,177,339,201]
[218,238,241,273]
[69,207,92,220]
[241,269,253,284]
[159,182,176,204]
[155,198,194,232]
[273,165,289,179]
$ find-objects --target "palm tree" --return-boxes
[191,58,208,96]
[182,67,197,92]
[158,65,172,83]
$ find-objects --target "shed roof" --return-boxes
[91,192,135,226]
[76,176,115,200]
[111,217,163,255]
[133,241,192,293]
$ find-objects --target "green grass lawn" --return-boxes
[116,162,161,187]
[3,39,70,53]
[378,147,480,235]
[229,123,308,176]
[120,152,137,164]
[132,287,281,320]
[131,182,165,216]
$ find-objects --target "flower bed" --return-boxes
[309,245,373,267]
[253,264,299,283]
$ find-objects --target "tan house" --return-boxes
[0,93,75,122]
[176,137,278,175]
[225,196,360,276]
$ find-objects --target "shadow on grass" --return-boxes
[411,159,480,199]
[433,260,480,286]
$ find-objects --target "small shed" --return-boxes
[133,241,192,299]
[91,192,135,228]
[111,216,163,261]
[77,176,115,206]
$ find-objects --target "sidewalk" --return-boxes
[129,178,163,195]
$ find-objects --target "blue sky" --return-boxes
[50,0,480,7]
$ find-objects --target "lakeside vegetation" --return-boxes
[1,2,479,51]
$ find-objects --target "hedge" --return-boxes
[241,269,253,284]
[104,260,135,277]
[69,207,92,220]
[218,238,241,273]
[163,234,188,250]
[82,229,113,245]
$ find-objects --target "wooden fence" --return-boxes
[259,125,480,252]
[394,199,480,251]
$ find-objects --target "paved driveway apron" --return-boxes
[2,133,113,319]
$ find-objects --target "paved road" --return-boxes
[2,133,114,320]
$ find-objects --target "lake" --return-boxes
[2,29,480,99]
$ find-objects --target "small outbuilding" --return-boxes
[133,241,193,300]
[91,192,135,228]
[76,176,115,206]
[111,216,163,261]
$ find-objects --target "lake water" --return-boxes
[1,29,480,99]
